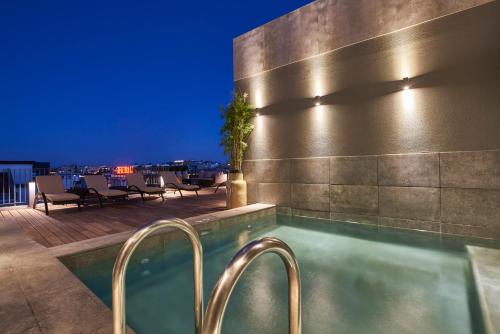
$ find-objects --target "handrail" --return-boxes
[112,218,204,334]
[202,237,301,334]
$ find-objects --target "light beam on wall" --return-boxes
[396,87,423,149]
[251,109,268,157]
[251,75,266,109]
[389,31,419,82]
[308,104,330,156]
[400,55,412,81]
[255,88,264,109]
[402,88,415,113]
[310,56,330,99]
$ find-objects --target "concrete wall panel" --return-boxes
[291,183,330,212]
[330,185,379,215]
[441,188,500,229]
[378,153,439,187]
[379,186,440,221]
[258,183,291,207]
[290,158,330,184]
[441,150,500,189]
[330,156,378,185]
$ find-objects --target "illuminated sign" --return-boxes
[115,166,134,175]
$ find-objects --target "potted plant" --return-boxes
[220,92,255,208]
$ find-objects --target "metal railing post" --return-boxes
[202,237,301,334]
[8,169,11,205]
[112,218,204,334]
[2,171,5,205]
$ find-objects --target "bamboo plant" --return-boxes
[220,92,255,172]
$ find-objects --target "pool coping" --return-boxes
[0,203,275,334]
[467,246,500,334]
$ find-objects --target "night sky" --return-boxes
[1,0,312,166]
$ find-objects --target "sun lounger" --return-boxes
[33,175,82,215]
[83,175,128,208]
[160,171,200,198]
[213,172,227,193]
[126,173,165,202]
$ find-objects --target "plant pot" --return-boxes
[226,172,247,209]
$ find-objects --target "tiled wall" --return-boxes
[243,150,500,239]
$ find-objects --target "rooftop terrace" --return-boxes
[1,188,226,248]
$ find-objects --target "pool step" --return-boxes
[468,246,500,334]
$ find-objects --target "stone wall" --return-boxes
[235,1,500,239]
[243,150,500,239]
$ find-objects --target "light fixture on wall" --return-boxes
[315,96,321,106]
[403,77,410,90]
[255,108,260,117]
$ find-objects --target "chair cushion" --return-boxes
[214,172,227,184]
[142,187,164,194]
[126,173,146,188]
[36,175,65,194]
[160,171,181,185]
[179,184,200,191]
[45,193,80,203]
[99,189,128,198]
[85,175,109,191]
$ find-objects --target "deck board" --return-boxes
[0,188,227,248]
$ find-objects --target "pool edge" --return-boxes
[467,246,500,334]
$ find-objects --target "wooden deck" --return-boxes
[0,188,227,248]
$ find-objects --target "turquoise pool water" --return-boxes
[65,215,493,334]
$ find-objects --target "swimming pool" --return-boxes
[63,214,495,334]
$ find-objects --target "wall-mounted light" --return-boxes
[402,77,410,90]
[255,108,260,117]
[315,96,321,106]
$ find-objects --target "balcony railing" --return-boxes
[0,167,50,207]
[1,169,29,207]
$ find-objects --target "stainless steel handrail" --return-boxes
[202,237,301,334]
[112,218,204,334]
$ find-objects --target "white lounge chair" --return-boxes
[213,172,227,193]
[84,175,128,208]
[160,171,200,198]
[126,173,165,202]
[34,175,81,215]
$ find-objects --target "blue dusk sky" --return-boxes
[1,0,311,166]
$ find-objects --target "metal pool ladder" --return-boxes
[111,218,203,334]
[112,219,301,334]
[202,237,301,334]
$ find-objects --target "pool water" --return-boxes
[65,215,492,334]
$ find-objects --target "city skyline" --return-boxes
[51,159,228,169]
[1,0,311,166]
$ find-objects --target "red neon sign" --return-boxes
[115,166,134,175]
